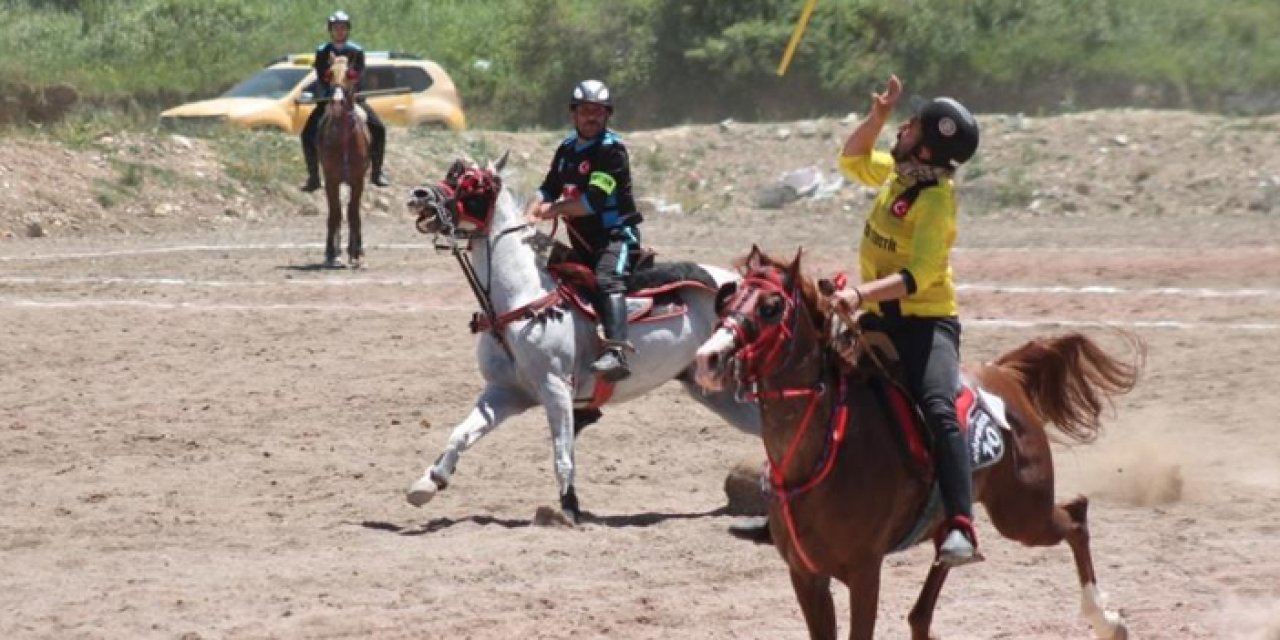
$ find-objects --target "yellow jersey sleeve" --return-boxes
[838,151,895,187]
[905,187,955,291]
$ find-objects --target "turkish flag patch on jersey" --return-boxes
[578,161,591,175]
[891,197,911,218]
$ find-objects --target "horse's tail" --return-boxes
[993,332,1142,443]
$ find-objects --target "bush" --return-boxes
[6,0,1280,129]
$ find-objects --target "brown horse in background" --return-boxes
[317,55,369,268]
[694,247,1140,640]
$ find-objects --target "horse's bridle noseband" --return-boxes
[719,268,803,388]
[411,166,515,248]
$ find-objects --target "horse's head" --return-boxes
[408,152,511,242]
[326,55,355,115]
[695,246,827,393]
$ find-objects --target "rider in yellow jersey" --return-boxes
[832,74,982,567]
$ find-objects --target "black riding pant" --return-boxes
[591,225,641,295]
[880,315,971,521]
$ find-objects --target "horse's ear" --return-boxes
[445,158,468,187]
[738,244,765,273]
[788,247,805,280]
[494,149,511,173]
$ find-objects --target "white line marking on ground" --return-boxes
[2,242,1275,262]
[0,297,471,313]
[0,242,435,262]
[1,296,1276,330]
[0,275,453,288]
[2,276,1275,299]
[958,283,1280,298]
[969,318,1280,331]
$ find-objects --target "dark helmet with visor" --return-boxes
[915,97,979,169]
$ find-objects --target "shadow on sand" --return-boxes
[360,505,732,536]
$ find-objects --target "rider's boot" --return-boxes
[370,127,390,187]
[590,292,631,382]
[935,428,984,567]
[300,142,322,192]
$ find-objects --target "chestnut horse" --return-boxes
[694,248,1139,640]
[317,55,369,268]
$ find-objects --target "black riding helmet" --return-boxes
[570,79,613,113]
[328,10,351,29]
[913,97,979,169]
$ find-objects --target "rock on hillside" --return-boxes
[2,110,1278,240]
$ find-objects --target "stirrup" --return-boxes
[590,348,630,382]
[936,528,985,567]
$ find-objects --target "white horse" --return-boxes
[405,157,760,522]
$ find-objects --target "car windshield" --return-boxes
[220,67,310,99]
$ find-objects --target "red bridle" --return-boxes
[718,266,848,574]
[719,269,800,389]
[416,166,502,238]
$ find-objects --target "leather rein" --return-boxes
[726,272,849,573]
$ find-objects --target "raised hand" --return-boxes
[871,74,903,115]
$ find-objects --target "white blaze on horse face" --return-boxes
[694,327,737,392]
[329,56,350,90]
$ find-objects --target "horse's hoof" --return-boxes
[552,488,581,525]
[728,516,773,544]
[349,257,364,270]
[1105,621,1128,640]
[405,476,439,507]
[323,258,343,269]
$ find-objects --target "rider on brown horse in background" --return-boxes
[526,80,641,383]
[299,10,390,193]
[829,74,983,567]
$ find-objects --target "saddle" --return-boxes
[540,243,716,327]
[546,240,657,278]
[468,248,717,334]
[841,324,1009,475]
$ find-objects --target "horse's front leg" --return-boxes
[347,177,364,267]
[907,562,950,640]
[323,180,343,267]
[537,372,579,523]
[843,556,884,640]
[788,568,836,640]
[406,384,535,507]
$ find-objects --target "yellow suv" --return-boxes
[160,52,466,133]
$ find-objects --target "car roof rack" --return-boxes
[367,51,425,60]
[267,51,425,67]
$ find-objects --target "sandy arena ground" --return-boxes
[3,173,1280,639]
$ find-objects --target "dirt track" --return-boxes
[2,195,1279,640]
[4,108,1280,638]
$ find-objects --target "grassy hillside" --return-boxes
[4,0,1280,128]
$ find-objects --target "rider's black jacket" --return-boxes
[310,41,367,99]
[537,129,641,257]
